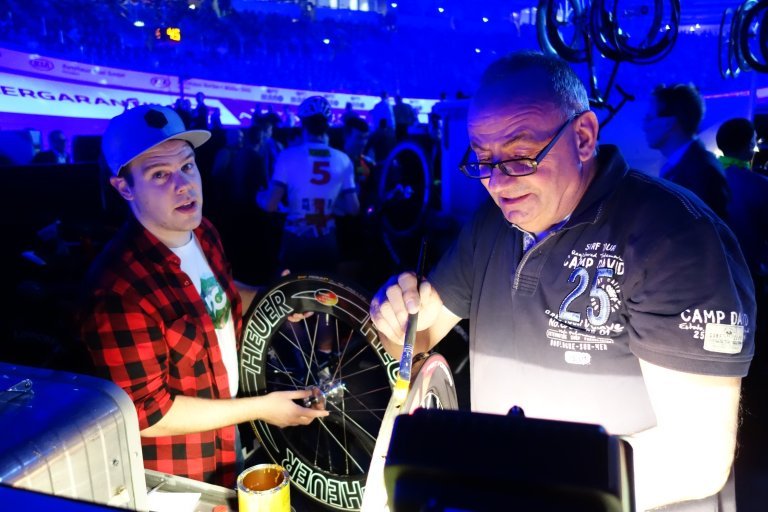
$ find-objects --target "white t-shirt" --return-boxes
[272,141,356,237]
[171,235,239,397]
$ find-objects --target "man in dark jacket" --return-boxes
[642,83,730,219]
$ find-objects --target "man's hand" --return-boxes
[259,389,329,428]
[369,272,443,344]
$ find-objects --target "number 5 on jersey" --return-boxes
[311,160,331,185]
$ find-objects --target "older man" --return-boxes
[370,52,754,511]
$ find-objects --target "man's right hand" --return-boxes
[369,272,444,345]
[260,389,329,428]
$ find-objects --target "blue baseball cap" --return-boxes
[101,104,210,175]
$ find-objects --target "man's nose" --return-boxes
[486,166,514,191]
[173,170,194,191]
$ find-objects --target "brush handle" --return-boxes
[392,311,418,403]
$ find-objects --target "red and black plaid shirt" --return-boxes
[80,217,243,487]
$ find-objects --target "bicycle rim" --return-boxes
[240,274,397,511]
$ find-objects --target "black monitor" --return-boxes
[384,408,634,512]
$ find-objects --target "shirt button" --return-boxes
[184,280,191,286]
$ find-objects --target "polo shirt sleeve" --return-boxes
[429,201,498,319]
[625,216,755,376]
[81,286,174,430]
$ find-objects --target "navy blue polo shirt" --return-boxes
[431,144,755,435]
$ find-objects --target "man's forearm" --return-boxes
[626,420,736,510]
[140,395,263,437]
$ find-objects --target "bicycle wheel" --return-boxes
[591,0,679,64]
[537,0,590,63]
[720,7,740,78]
[734,0,759,72]
[360,352,459,511]
[740,0,768,73]
[401,352,458,414]
[240,274,397,511]
[378,141,431,238]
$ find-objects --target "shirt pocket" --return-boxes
[165,315,207,366]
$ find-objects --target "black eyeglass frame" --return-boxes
[459,110,589,179]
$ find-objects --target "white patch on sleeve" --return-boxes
[703,323,744,354]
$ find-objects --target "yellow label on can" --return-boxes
[237,464,290,512]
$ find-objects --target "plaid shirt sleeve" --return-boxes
[82,281,174,430]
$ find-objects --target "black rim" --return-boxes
[240,274,396,511]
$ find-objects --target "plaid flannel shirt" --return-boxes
[80,217,243,487]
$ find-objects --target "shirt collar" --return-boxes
[718,155,751,170]
[567,144,629,227]
[660,139,694,177]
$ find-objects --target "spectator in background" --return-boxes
[715,117,768,288]
[173,97,194,129]
[257,96,359,273]
[282,105,300,128]
[341,102,359,126]
[371,91,395,132]
[393,95,417,142]
[642,83,729,219]
[192,92,210,129]
[209,108,223,130]
[429,91,448,140]
[32,129,70,164]
[262,105,282,129]
[367,118,396,164]
[343,116,376,209]
[257,114,284,181]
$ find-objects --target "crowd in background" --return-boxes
[0,0,759,101]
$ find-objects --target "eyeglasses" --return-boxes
[459,111,588,179]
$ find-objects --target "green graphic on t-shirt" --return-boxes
[201,275,231,329]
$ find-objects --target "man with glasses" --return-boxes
[370,52,754,511]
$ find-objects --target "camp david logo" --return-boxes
[678,308,749,353]
[559,241,625,332]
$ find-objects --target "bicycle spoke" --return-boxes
[337,363,386,381]
[315,418,367,473]
[304,315,318,387]
[336,340,375,375]
[329,326,355,383]
[347,384,391,400]
[277,329,313,375]
[326,408,387,413]
[342,389,386,422]
[326,402,379,443]
[267,351,305,389]
[265,379,304,389]
[313,422,322,468]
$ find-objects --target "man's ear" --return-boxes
[109,176,134,201]
[575,110,600,161]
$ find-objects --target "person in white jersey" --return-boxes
[258,95,360,273]
[79,104,327,488]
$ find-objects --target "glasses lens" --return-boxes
[462,150,488,178]
[500,159,536,176]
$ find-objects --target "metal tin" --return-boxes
[237,463,290,512]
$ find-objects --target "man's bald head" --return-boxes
[471,51,590,119]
